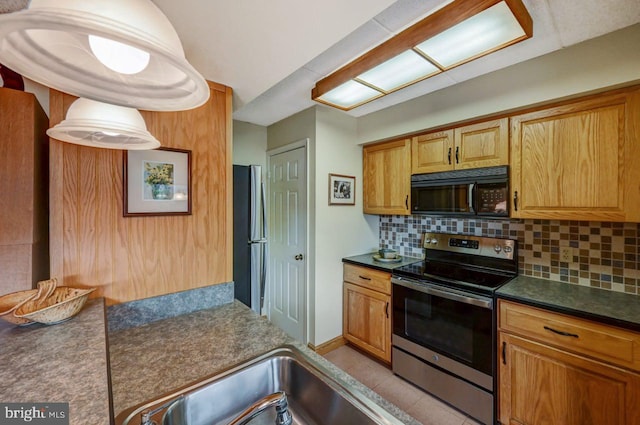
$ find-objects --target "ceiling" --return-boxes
[152,0,640,126]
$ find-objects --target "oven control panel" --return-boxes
[449,238,479,249]
[423,232,516,260]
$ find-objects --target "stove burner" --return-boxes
[392,232,518,295]
[393,261,514,295]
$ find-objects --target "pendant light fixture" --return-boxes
[0,0,209,111]
[312,0,532,110]
[0,1,28,14]
[46,98,161,150]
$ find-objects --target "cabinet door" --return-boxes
[411,130,454,174]
[499,333,640,425]
[454,118,508,169]
[363,139,411,215]
[510,90,640,221]
[343,283,391,363]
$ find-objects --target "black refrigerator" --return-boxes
[233,165,266,314]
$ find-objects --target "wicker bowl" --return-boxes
[14,287,96,325]
[0,278,58,325]
[0,289,38,325]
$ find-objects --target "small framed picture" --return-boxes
[328,173,355,205]
[123,147,192,216]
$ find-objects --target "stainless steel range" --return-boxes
[391,232,517,425]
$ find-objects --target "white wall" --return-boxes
[233,120,267,167]
[313,106,378,345]
[357,24,640,144]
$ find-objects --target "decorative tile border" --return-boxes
[379,216,640,295]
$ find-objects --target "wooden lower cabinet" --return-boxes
[343,264,391,363]
[498,300,640,425]
[499,333,640,425]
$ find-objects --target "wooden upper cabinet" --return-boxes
[510,88,640,222]
[455,118,509,169]
[363,139,411,215]
[411,130,453,174]
[411,118,508,174]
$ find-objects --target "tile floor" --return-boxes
[323,345,482,425]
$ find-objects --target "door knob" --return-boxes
[294,254,304,261]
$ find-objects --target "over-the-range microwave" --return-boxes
[411,165,509,217]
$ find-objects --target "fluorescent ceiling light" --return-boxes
[357,50,440,92]
[47,98,161,150]
[415,2,526,68]
[0,0,209,111]
[318,80,382,109]
[312,0,532,110]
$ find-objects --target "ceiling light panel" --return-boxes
[312,0,532,111]
[357,50,441,92]
[318,80,382,109]
[415,1,526,68]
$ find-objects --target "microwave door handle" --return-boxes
[468,183,475,213]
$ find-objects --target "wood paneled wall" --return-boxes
[0,88,49,294]
[49,82,233,305]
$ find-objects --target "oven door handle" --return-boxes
[392,277,493,310]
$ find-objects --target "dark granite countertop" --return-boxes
[343,253,422,272]
[109,300,420,425]
[0,299,111,425]
[497,276,640,332]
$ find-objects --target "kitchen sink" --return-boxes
[115,345,405,425]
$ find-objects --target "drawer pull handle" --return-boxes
[358,275,372,281]
[544,326,579,338]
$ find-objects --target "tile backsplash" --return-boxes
[379,216,640,295]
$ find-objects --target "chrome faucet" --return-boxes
[228,391,293,425]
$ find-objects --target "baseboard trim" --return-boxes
[308,336,346,355]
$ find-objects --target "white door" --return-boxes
[267,145,306,342]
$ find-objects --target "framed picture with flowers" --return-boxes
[123,147,191,216]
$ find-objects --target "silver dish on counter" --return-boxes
[372,254,402,263]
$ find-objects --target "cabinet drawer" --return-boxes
[343,263,391,295]
[499,300,640,371]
